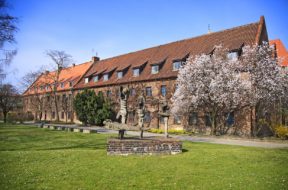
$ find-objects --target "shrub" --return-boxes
[274,125,288,139]
[74,89,112,126]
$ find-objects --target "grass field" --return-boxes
[0,124,287,190]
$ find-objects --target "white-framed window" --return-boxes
[93,75,99,82]
[173,61,182,71]
[151,65,159,74]
[84,77,89,84]
[117,71,123,79]
[60,82,64,88]
[227,52,238,60]
[133,68,140,77]
[103,74,109,81]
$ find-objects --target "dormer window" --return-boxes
[60,82,64,88]
[173,61,183,71]
[45,85,49,90]
[151,65,159,74]
[103,74,109,81]
[133,68,140,77]
[117,71,123,79]
[40,86,44,90]
[93,75,99,82]
[69,81,73,87]
[227,52,239,60]
[84,77,89,84]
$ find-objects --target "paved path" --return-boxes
[93,127,288,149]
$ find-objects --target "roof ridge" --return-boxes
[94,20,259,63]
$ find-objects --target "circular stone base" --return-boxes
[107,137,182,156]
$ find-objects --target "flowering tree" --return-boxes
[171,46,251,135]
[171,43,286,136]
[241,42,286,135]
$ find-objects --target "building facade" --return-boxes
[23,16,270,136]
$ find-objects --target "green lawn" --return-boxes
[0,124,287,190]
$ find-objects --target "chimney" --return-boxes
[92,56,100,63]
[72,63,76,67]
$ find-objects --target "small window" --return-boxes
[93,75,99,82]
[173,61,181,71]
[151,65,159,74]
[174,115,182,124]
[60,82,64,88]
[133,68,140,77]
[205,113,212,127]
[69,81,73,87]
[84,77,89,84]
[144,111,151,123]
[227,52,238,60]
[40,86,44,90]
[189,112,198,125]
[106,90,112,97]
[45,85,49,90]
[146,87,152,96]
[160,116,164,124]
[130,88,136,96]
[226,112,234,126]
[103,74,109,81]
[67,112,71,119]
[117,71,123,79]
[161,85,167,96]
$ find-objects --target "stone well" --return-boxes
[107,137,182,156]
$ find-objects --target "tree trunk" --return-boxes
[54,94,59,122]
[210,110,217,135]
[3,111,7,123]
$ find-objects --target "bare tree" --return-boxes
[44,50,72,121]
[0,0,17,81]
[0,83,18,122]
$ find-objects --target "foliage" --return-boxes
[274,125,288,139]
[1,124,288,190]
[74,89,112,125]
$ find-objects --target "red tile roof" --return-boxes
[75,16,266,89]
[270,39,288,66]
[23,62,92,96]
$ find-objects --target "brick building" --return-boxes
[23,16,270,135]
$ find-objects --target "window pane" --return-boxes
[133,68,139,76]
[85,78,89,83]
[117,72,123,79]
[174,115,182,124]
[189,112,198,125]
[146,87,152,96]
[161,85,166,96]
[151,65,159,74]
[227,52,238,60]
[93,76,98,82]
[173,61,181,70]
[104,74,109,81]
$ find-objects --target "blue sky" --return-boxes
[4,0,288,87]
